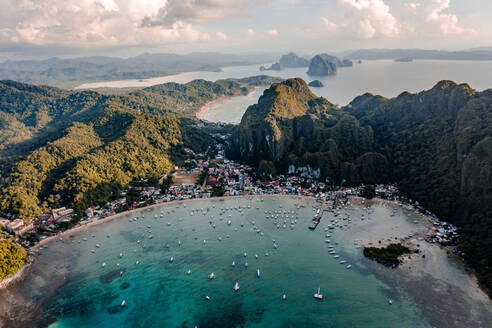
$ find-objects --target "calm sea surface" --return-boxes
[4,197,491,327]
[76,60,492,124]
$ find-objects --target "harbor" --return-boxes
[0,196,491,328]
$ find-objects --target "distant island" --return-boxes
[259,62,282,71]
[308,80,324,87]
[395,57,413,62]
[0,52,276,87]
[346,48,492,61]
[307,54,353,76]
[278,52,309,67]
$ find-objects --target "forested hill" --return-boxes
[0,76,278,159]
[231,78,492,294]
[0,77,257,222]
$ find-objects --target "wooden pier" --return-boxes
[308,196,338,230]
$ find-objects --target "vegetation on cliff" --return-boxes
[231,78,492,295]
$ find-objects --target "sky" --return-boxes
[0,0,491,59]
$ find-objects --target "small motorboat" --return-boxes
[255,254,259,259]
[186,269,192,275]
[233,281,240,291]
[170,257,174,262]
[314,287,323,300]
[244,252,247,257]
[205,296,211,301]
[346,264,352,269]
[388,299,393,305]
[282,294,287,300]
[121,300,126,307]
[232,261,236,267]
[245,262,249,268]
[208,273,216,279]
[256,269,261,278]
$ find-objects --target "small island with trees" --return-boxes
[363,243,411,267]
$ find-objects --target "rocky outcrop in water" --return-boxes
[308,80,324,87]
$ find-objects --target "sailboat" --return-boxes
[256,269,261,278]
[233,281,240,291]
[314,287,323,300]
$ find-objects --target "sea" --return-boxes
[75,59,492,124]
[1,197,491,328]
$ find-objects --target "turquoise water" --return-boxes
[7,197,438,328]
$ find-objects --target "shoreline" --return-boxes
[195,95,229,120]
[195,87,261,121]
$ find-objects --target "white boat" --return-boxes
[233,281,240,291]
[314,287,323,300]
[170,257,174,262]
[227,220,232,225]
[205,296,211,301]
[346,264,352,269]
[232,261,235,267]
[119,253,123,257]
[282,294,287,300]
[245,262,249,267]
[121,300,126,307]
[101,263,106,267]
[186,269,192,275]
[208,273,216,279]
[256,269,261,278]
[255,254,259,259]
[389,299,393,305]
[244,252,247,257]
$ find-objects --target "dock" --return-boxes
[308,196,338,230]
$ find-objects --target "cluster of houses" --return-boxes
[0,134,460,254]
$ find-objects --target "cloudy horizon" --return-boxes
[0,0,491,59]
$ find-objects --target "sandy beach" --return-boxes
[195,96,228,120]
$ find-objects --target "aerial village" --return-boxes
[0,131,459,258]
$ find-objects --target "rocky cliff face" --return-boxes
[231,78,380,183]
[307,54,353,76]
[307,55,337,76]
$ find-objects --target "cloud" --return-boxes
[267,29,278,36]
[142,0,268,27]
[337,0,401,38]
[419,0,476,36]
[321,17,338,32]
[0,0,212,46]
[247,28,256,36]
[216,31,228,41]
